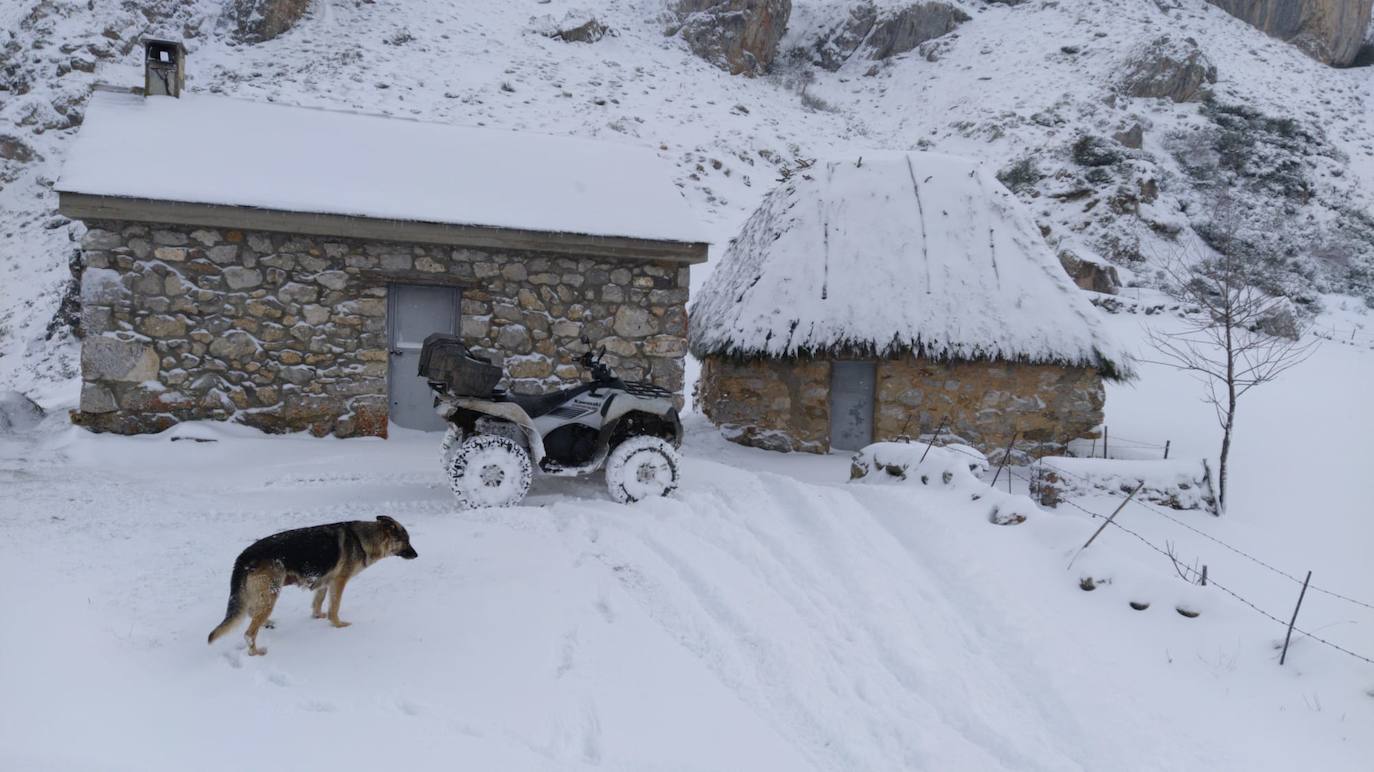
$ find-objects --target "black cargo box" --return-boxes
[418,333,502,396]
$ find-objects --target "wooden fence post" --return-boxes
[1067,482,1144,569]
[1163,440,1170,460]
[1279,571,1312,666]
[919,418,946,463]
[990,431,1019,489]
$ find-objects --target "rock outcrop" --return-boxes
[548,18,612,44]
[1119,36,1217,103]
[811,1,969,71]
[1207,0,1372,66]
[228,0,312,44]
[669,0,791,75]
[1058,251,1122,295]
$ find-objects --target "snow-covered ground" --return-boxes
[4,1,1374,768]
[3,317,1372,770]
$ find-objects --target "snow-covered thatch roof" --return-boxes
[57,90,705,245]
[689,152,1132,378]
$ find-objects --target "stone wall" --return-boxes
[696,356,830,452]
[697,353,1104,455]
[75,220,689,437]
[872,358,1104,454]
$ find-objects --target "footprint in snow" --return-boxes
[396,699,423,717]
[555,629,578,678]
[300,699,336,713]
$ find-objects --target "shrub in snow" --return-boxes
[1071,134,1126,168]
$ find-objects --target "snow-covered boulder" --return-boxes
[851,442,1036,525]
[1034,457,1218,514]
[668,0,791,75]
[849,442,986,486]
[532,13,614,43]
[0,391,44,434]
[1058,250,1122,295]
[1118,36,1217,104]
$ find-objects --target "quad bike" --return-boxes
[418,333,683,508]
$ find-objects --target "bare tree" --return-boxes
[1146,225,1317,513]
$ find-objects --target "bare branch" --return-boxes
[1145,199,1317,511]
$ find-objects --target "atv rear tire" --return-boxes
[439,425,464,467]
[447,434,532,509]
[605,436,680,504]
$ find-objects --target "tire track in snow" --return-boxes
[559,462,1095,771]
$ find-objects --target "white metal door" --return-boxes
[387,284,459,431]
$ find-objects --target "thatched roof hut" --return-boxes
[690,151,1130,454]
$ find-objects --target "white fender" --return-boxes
[440,396,547,464]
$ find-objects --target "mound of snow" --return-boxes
[850,441,1036,525]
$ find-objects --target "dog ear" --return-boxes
[376,515,398,527]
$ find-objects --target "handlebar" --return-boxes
[580,344,615,383]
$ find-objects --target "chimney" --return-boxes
[144,39,186,98]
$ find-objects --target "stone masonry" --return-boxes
[75,220,690,437]
[697,354,1104,455]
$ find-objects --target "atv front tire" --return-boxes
[447,434,532,509]
[605,436,680,504]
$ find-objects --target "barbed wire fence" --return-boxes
[906,434,1374,668]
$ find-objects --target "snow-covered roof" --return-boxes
[689,152,1131,377]
[57,89,706,245]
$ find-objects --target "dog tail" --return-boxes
[207,558,248,644]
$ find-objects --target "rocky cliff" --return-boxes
[1207,0,1372,66]
[669,0,792,75]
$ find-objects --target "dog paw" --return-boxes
[330,620,352,628]
[312,611,327,620]
[264,619,277,630]
[248,647,267,657]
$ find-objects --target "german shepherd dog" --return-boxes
[207,516,418,656]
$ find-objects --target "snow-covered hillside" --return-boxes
[5,0,1374,400]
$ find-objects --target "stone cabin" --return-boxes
[689,152,1131,455]
[57,49,706,437]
